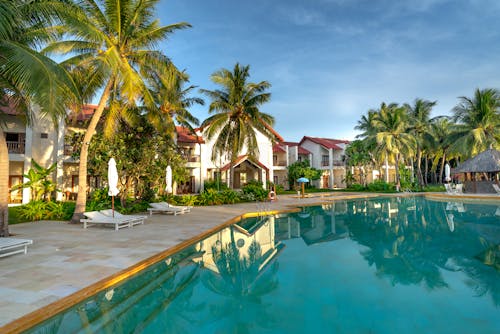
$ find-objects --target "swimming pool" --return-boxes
[22,196,500,333]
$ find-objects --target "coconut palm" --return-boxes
[44,0,190,222]
[452,88,500,157]
[200,63,275,189]
[428,117,457,183]
[372,103,416,191]
[405,99,437,187]
[146,70,203,136]
[0,0,78,236]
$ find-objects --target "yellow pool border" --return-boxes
[1,192,499,333]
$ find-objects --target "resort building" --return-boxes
[5,104,356,203]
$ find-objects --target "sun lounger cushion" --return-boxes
[147,203,187,216]
[0,238,33,258]
[81,211,143,230]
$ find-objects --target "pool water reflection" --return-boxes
[27,196,500,333]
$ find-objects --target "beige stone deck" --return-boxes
[0,192,498,329]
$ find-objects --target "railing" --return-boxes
[7,141,25,154]
[273,160,287,166]
[321,160,345,167]
[184,155,200,163]
[64,145,74,156]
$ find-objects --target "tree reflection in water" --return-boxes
[337,196,500,304]
[201,226,280,333]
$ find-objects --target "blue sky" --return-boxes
[157,0,500,142]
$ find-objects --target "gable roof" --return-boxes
[176,126,205,144]
[273,143,286,153]
[299,136,350,150]
[221,155,269,172]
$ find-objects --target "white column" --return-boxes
[199,143,204,193]
[329,148,334,189]
[285,145,289,166]
[22,125,33,203]
[55,119,65,201]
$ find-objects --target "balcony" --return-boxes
[7,141,25,154]
[321,160,345,167]
[184,155,200,163]
[273,160,287,167]
[64,144,74,156]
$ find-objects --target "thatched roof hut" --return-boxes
[453,149,500,193]
[453,149,500,173]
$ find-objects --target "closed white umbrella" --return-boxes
[108,158,119,217]
[165,165,173,194]
[444,163,451,182]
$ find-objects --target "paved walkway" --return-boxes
[1,191,498,328]
[0,193,371,327]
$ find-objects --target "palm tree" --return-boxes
[146,70,203,136]
[0,0,78,236]
[372,103,415,191]
[200,63,275,189]
[428,117,456,183]
[452,88,500,157]
[405,99,437,187]
[44,0,191,222]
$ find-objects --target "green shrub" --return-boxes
[366,180,396,192]
[242,180,268,201]
[17,201,48,222]
[197,188,223,206]
[219,189,240,204]
[86,188,112,211]
[347,183,366,191]
[204,180,229,191]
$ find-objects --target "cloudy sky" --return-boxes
[157,0,500,142]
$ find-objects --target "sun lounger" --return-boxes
[455,184,464,194]
[444,183,456,195]
[161,202,192,213]
[148,202,188,216]
[0,238,33,258]
[492,184,500,195]
[81,211,143,230]
[99,209,147,224]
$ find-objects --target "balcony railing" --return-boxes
[273,160,287,166]
[321,160,345,167]
[184,155,200,163]
[64,144,74,156]
[7,141,25,154]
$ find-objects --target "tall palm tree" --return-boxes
[44,0,190,222]
[200,63,275,189]
[0,0,78,236]
[372,103,415,191]
[428,117,456,183]
[405,99,437,187]
[146,70,203,136]
[452,88,500,157]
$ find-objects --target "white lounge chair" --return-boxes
[0,238,33,258]
[162,202,192,213]
[81,211,143,230]
[455,184,464,194]
[444,183,456,195]
[148,202,188,216]
[99,209,147,224]
[492,184,500,195]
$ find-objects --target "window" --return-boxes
[40,133,48,139]
[273,155,278,165]
[321,155,329,166]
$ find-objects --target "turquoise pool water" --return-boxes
[27,197,500,333]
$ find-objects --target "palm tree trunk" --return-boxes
[439,153,446,184]
[395,153,401,191]
[416,148,424,187]
[0,129,10,237]
[424,155,429,186]
[71,79,114,223]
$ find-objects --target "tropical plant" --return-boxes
[286,160,322,189]
[405,99,437,187]
[44,0,191,222]
[11,160,58,201]
[372,103,415,191]
[0,0,78,236]
[451,88,500,156]
[200,63,276,188]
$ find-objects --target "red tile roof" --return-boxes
[221,155,269,172]
[273,143,286,153]
[298,146,311,155]
[176,126,205,144]
[299,136,350,150]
